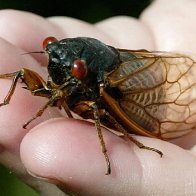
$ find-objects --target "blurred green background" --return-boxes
[0,0,151,195]
[0,164,37,196]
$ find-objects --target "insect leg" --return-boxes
[91,103,111,175]
[104,111,163,157]
[23,89,65,128]
[0,68,48,106]
[62,102,73,118]
[0,71,23,106]
[23,99,50,128]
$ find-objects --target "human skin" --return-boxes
[1,0,196,195]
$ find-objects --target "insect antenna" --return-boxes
[21,51,45,55]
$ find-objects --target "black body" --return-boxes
[46,37,120,85]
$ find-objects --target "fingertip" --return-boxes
[20,117,196,195]
[21,118,118,194]
[20,118,139,194]
[19,117,164,194]
[20,118,109,176]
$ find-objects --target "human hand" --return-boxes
[1,0,196,195]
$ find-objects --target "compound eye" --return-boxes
[42,36,58,49]
[72,59,88,80]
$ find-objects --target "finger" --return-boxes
[95,16,155,49]
[20,118,196,195]
[48,15,155,49]
[48,16,117,46]
[141,0,196,147]
[141,0,196,52]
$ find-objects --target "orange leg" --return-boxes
[104,111,163,157]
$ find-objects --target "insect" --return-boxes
[0,36,196,174]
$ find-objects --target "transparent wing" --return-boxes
[107,49,196,139]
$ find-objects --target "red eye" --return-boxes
[42,36,58,49]
[72,59,88,80]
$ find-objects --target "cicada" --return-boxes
[0,36,196,174]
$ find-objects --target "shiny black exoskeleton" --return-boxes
[46,37,120,85]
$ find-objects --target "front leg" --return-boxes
[0,68,50,106]
[0,68,67,128]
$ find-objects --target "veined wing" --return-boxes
[107,50,196,139]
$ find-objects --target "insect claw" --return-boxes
[155,149,163,158]
[138,145,163,157]
[105,169,111,175]
[0,102,7,107]
[22,124,27,129]
[23,117,35,129]
[104,153,111,175]
[23,121,30,129]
